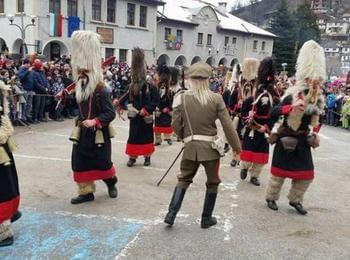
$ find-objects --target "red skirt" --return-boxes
[240,150,269,164]
[126,143,155,157]
[153,126,173,134]
[74,166,116,183]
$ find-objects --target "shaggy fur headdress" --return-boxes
[70,30,102,84]
[228,64,241,90]
[295,40,326,84]
[242,58,259,81]
[130,48,146,96]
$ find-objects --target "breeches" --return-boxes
[265,175,313,203]
[177,159,221,193]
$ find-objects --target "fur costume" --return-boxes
[71,31,103,103]
[241,58,259,100]
[0,82,14,145]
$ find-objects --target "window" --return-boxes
[17,0,24,12]
[67,0,78,17]
[139,6,147,27]
[107,0,116,23]
[224,36,229,47]
[165,28,171,41]
[176,30,183,41]
[49,0,61,14]
[119,49,128,62]
[105,48,115,59]
[262,41,266,51]
[232,37,237,45]
[92,0,101,21]
[207,34,212,46]
[0,0,3,13]
[197,33,203,45]
[253,40,258,51]
[127,3,136,26]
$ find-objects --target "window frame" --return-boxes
[165,28,171,41]
[197,33,203,45]
[253,40,258,51]
[207,34,212,46]
[92,0,102,21]
[49,0,61,14]
[67,0,78,17]
[0,0,4,13]
[224,36,229,47]
[17,0,24,13]
[176,29,183,41]
[105,48,115,59]
[232,37,237,45]
[261,41,266,51]
[119,49,128,62]
[139,5,147,28]
[127,3,136,26]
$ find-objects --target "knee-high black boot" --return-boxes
[201,192,218,229]
[103,176,118,198]
[164,187,186,226]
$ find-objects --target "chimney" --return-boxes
[217,2,227,13]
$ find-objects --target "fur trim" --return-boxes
[228,64,241,90]
[0,221,13,242]
[0,83,14,144]
[71,30,103,101]
[242,58,259,81]
[295,40,326,83]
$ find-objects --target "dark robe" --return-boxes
[240,94,274,165]
[126,83,159,157]
[0,91,20,223]
[71,85,116,183]
[270,94,319,180]
[154,89,173,134]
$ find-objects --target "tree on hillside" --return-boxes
[295,1,321,50]
[269,0,297,75]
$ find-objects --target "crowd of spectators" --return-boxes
[0,55,132,126]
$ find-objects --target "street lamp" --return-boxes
[7,13,36,59]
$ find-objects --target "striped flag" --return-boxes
[49,13,63,37]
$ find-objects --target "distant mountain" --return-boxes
[231,0,305,28]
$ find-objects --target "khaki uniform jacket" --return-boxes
[172,91,241,161]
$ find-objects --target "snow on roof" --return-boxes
[158,0,276,38]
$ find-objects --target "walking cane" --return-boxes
[157,147,184,187]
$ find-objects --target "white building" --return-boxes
[156,0,275,68]
[0,0,164,65]
[325,18,350,36]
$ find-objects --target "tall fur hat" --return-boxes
[157,64,171,76]
[131,48,146,83]
[70,30,103,84]
[242,58,259,81]
[295,40,326,83]
[257,57,275,87]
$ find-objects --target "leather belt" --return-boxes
[183,135,216,144]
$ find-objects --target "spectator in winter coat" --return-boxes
[18,59,34,123]
[326,89,336,126]
[32,59,49,124]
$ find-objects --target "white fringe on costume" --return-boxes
[0,221,13,242]
[242,58,259,81]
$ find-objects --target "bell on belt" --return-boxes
[108,125,116,139]
[69,126,81,144]
[95,129,105,147]
[0,146,11,166]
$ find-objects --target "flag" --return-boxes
[49,13,63,37]
[68,16,80,37]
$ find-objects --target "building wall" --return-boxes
[0,0,158,65]
[156,9,274,68]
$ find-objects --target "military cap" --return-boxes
[188,62,212,79]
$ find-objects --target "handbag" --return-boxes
[279,136,299,152]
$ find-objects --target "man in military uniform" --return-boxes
[164,62,241,229]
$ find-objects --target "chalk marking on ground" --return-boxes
[14,154,71,162]
[115,227,145,259]
[318,133,330,140]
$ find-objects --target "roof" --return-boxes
[157,0,276,38]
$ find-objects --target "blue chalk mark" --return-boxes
[0,210,142,260]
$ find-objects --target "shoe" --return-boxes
[166,140,173,146]
[164,187,186,226]
[32,120,40,124]
[127,158,136,167]
[266,200,278,211]
[230,160,238,167]
[11,211,22,223]
[70,193,95,204]
[55,118,64,122]
[27,119,34,124]
[144,157,151,166]
[0,236,14,247]
[201,192,218,229]
[240,169,248,180]
[154,142,161,146]
[250,177,261,186]
[103,177,118,198]
[289,202,308,215]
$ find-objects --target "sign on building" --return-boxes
[166,34,182,50]
[97,27,114,44]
